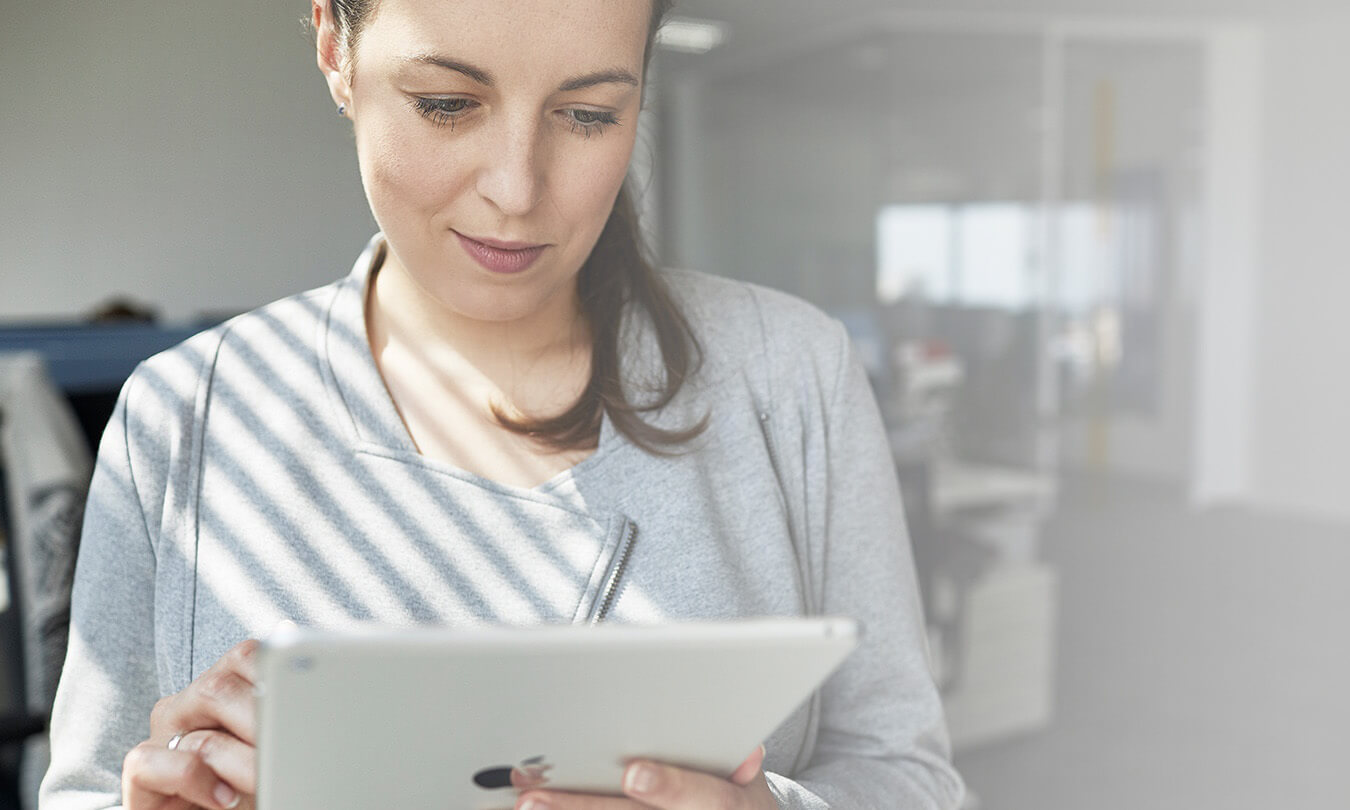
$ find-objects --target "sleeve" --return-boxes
[764,320,967,809]
[39,375,160,810]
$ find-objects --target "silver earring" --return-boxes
[337,103,347,117]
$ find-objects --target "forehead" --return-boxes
[361,0,651,81]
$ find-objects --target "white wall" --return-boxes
[0,0,376,323]
[1247,11,1350,524]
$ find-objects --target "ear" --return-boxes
[312,0,351,111]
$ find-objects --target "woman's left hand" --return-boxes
[514,744,776,810]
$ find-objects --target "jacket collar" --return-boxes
[321,232,422,452]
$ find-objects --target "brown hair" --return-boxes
[322,0,705,454]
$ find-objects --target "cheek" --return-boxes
[356,115,467,221]
[554,141,633,234]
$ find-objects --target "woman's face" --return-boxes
[338,0,650,324]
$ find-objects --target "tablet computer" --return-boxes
[255,617,859,810]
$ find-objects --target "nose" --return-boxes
[475,114,546,217]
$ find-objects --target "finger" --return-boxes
[510,764,553,790]
[223,638,262,684]
[150,639,261,739]
[516,791,640,810]
[153,641,262,745]
[174,729,257,796]
[620,760,743,809]
[172,666,258,744]
[122,743,241,810]
[729,744,766,787]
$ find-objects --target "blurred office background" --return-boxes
[2,1,1349,808]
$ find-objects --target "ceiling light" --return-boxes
[656,18,729,54]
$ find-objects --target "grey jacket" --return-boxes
[41,234,965,809]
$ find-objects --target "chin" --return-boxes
[441,278,567,324]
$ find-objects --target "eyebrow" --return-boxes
[403,54,493,85]
[402,54,639,93]
[558,69,640,92]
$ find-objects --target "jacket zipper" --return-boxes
[592,520,637,624]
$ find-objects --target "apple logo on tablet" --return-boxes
[473,755,553,790]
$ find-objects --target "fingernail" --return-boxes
[625,762,660,795]
[520,798,548,810]
[213,782,239,809]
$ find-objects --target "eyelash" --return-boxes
[409,97,620,137]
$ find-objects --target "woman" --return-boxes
[41,1,966,808]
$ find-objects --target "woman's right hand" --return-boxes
[121,639,261,810]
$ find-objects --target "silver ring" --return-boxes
[166,733,185,751]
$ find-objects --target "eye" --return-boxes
[411,97,477,129]
[563,108,620,138]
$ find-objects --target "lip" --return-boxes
[452,230,548,275]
